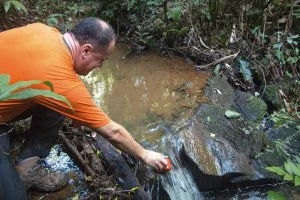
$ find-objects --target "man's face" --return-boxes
[75,40,115,76]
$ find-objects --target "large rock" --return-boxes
[178,76,276,191]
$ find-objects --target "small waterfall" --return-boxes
[144,126,204,200]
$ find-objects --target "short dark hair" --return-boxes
[70,17,116,52]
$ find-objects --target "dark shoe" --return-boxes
[15,156,68,192]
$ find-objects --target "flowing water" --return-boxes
[156,129,204,200]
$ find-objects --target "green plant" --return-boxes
[272,33,300,66]
[251,26,268,45]
[268,191,286,200]
[0,74,73,110]
[271,108,299,129]
[46,14,64,27]
[266,158,300,186]
[3,0,27,13]
[238,58,253,82]
[34,0,100,31]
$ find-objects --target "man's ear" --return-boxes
[81,44,93,57]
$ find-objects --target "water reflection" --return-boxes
[82,43,209,144]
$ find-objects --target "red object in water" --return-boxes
[164,157,172,171]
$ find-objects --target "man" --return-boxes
[0,17,167,199]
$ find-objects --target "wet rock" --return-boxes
[177,75,277,191]
[205,76,235,108]
[180,103,263,176]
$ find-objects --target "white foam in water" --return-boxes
[157,134,204,200]
[160,165,204,200]
[45,144,80,172]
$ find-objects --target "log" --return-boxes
[59,132,96,177]
[92,134,151,200]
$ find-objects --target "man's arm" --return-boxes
[95,120,167,171]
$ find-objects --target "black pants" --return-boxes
[0,105,64,200]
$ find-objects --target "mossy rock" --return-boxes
[262,84,281,110]
[234,90,267,122]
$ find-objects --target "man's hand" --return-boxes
[96,121,168,172]
[141,150,168,172]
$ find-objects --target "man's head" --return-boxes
[69,17,116,75]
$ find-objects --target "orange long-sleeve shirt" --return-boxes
[0,23,111,128]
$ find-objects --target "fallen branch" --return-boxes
[80,141,104,175]
[194,51,240,70]
[59,132,96,177]
[85,187,130,200]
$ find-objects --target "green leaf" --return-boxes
[130,186,139,191]
[10,0,27,13]
[4,1,11,13]
[266,166,287,176]
[225,110,241,119]
[0,74,10,87]
[169,6,182,21]
[296,156,300,164]
[273,42,283,50]
[283,173,293,181]
[42,81,54,91]
[0,80,44,100]
[268,191,286,200]
[47,17,58,25]
[287,56,298,64]
[290,162,300,176]
[96,150,101,157]
[275,50,285,64]
[214,64,221,75]
[294,176,300,186]
[71,194,79,200]
[238,58,252,81]
[284,161,294,174]
[1,88,73,110]
[288,35,300,39]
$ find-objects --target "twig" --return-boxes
[85,187,129,200]
[188,18,210,49]
[246,46,264,59]
[251,59,267,96]
[59,132,95,176]
[194,51,240,70]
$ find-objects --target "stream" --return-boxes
[84,43,209,199]
[35,43,299,199]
